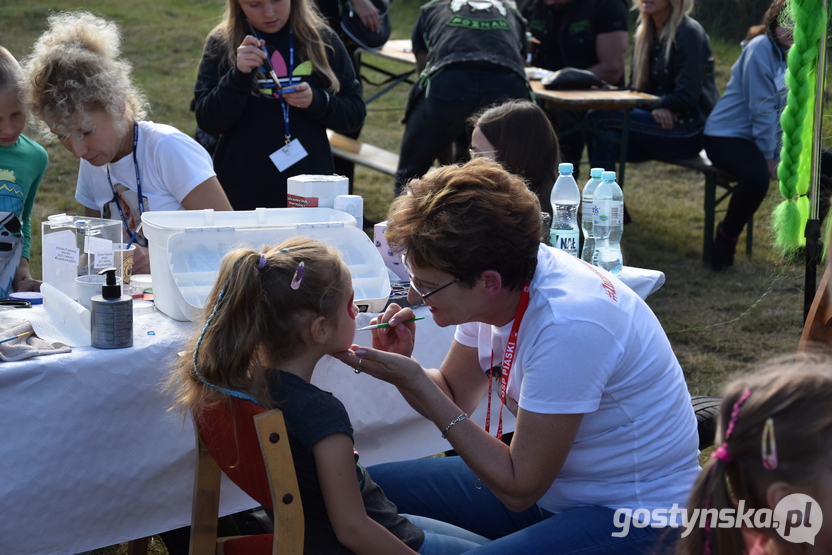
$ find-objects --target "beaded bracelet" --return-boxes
[441,413,469,439]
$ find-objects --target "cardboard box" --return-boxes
[287,175,348,208]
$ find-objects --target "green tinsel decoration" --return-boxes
[773,0,827,252]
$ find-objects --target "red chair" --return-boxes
[189,400,304,555]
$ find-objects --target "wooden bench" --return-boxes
[327,129,399,177]
[660,151,752,263]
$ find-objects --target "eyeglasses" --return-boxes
[468,148,498,159]
[401,254,459,301]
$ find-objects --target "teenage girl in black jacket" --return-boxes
[194,0,366,210]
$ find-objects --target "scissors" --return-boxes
[0,298,32,309]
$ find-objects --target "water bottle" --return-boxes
[580,168,604,263]
[549,163,580,256]
[593,171,624,274]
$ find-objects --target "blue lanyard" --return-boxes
[105,121,146,247]
[281,30,294,144]
[256,29,295,145]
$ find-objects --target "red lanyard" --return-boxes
[485,281,531,440]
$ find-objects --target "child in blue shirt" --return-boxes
[0,46,46,296]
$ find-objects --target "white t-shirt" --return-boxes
[454,244,700,515]
[76,121,216,241]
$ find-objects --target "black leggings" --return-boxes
[704,135,771,238]
[706,135,832,238]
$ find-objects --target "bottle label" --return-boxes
[550,229,579,256]
[581,199,594,224]
[595,200,610,225]
[609,201,623,226]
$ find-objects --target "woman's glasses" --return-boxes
[468,148,498,160]
[401,254,459,301]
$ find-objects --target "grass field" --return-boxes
[1,1,827,552]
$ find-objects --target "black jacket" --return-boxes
[194,26,365,210]
[640,16,718,128]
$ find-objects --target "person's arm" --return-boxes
[13,258,41,292]
[411,11,428,76]
[19,148,47,266]
[588,31,628,85]
[350,0,382,32]
[334,347,583,512]
[389,340,490,419]
[742,38,784,160]
[414,50,428,76]
[365,304,489,416]
[180,176,232,211]
[287,30,366,135]
[314,433,418,554]
[193,34,257,135]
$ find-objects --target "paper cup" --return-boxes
[114,243,136,286]
[76,274,123,310]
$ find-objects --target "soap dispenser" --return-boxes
[90,267,133,349]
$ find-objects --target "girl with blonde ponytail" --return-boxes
[168,237,488,554]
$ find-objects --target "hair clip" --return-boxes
[761,417,778,470]
[258,253,268,270]
[290,261,305,290]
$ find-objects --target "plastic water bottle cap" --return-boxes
[590,168,604,177]
[601,171,616,181]
[558,163,574,174]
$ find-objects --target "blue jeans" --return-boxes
[586,108,705,177]
[370,456,678,554]
[408,514,490,554]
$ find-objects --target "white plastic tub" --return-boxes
[142,208,389,321]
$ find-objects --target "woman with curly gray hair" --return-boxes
[24,11,231,273]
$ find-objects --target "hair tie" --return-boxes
[711,446,732,464]
[258,253,267,270]
[710,388,752,464]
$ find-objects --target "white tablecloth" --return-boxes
[0,265,662,554]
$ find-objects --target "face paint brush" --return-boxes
[358,316,425,331]
[246,19,283,92]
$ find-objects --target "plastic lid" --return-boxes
[133,300,155,314]
[601,171,617,181]
[590,168,604,177]
[9,291,43,305]
[100,267,121,299]
[558,163,574,174]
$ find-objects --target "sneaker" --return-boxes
[711,222,738,271]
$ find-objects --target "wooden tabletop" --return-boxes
[359,39,417,65]
[359,39,660,110]
[530,81,660,110]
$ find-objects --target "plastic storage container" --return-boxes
[142,208,389,321]
[41,214,124,301]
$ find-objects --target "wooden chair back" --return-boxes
[799,265,832,353]
[189,401,304,555]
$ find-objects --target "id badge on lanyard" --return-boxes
[106,121,146,247]
[264,30,308,171]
